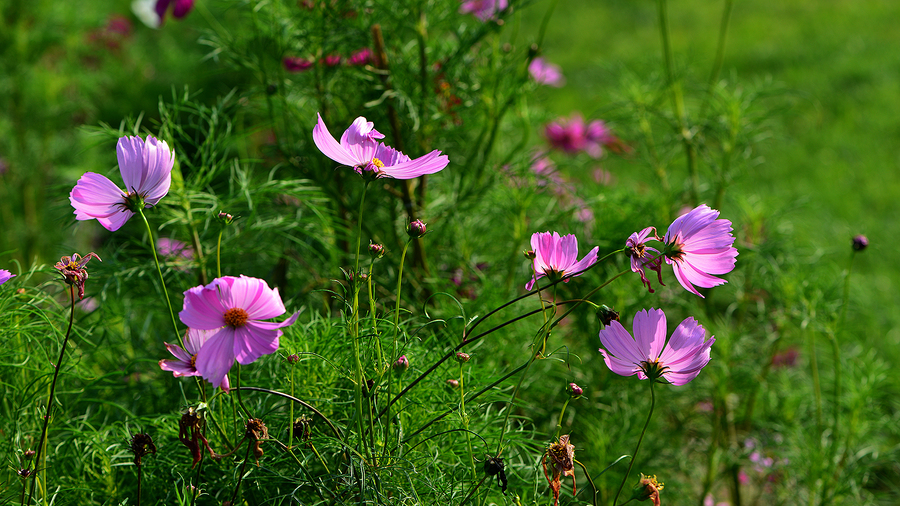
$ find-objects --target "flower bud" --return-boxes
[455,352,471,363]
[393,355,409,375]
[287,354,300,364]
[407,219,427,238]
[217,211,235,224]
[597,305,620,327]
[568,382,583,397]
[852,234,868,251]
[524,249,536,260]
[24,450,35,460]
[446,379,460,388]
[369,242,385,258]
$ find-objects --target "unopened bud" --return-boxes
[568,382,583,397]
[393,355,409,375]
[217,211,235,224]
[286,354,300,364]
[369,242,385,258]
[852,234,868,251]
[455,352,471,363]
[446,379,460,388]
[524,250,536,260]
[407,219,427,238]
[597,305,620,327]
[24,450,35,460]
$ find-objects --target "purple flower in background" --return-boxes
[155,0,194,24]
[598,308,715,385]
[157,238,194,259]
[313,114,449,179]
[545,114,626,158]
[159,328,231,392]
[283,57,314,72]
[528,58,565,87]
[459,0,507,20]
[0,269,14,286]
[179,275,299,389]
[526,232,598,291]
[323,54,342,66]
[70,135,173,231]
[626,227,664,293]
[348,48,373,66]
[663,204,738,297]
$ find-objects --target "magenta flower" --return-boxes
[283,57,314,72]
[526,232,598,291]
[347,48,373,66]
[323,54,342,66]
[312,114,449,180]
[155,0,194,25]
[459,0,507,20]
[70,135,174,231]
[0,269,14,286]
[159,328,230,392]
[544,114,625,158]
[157,238,194,259]
[528,58,565,87]
[662,204,738,297]
[626,227,664,293]
[179,275,299,389]
[598,308,715,385]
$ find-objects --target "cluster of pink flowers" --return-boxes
[544,114,627,158]
[283,48,373,73]
[312,114,449,180]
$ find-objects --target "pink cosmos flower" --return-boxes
[526,232,599,291]
[155,0,194,25]
[0,269,14,285]
[662,204,738,297]
[544,114,625,158]
[598,308,715,386]
[323,54,342,66]
[528,58,565,87]
[347,48,373,66]
[157,238,194,259]
[626,227,664,293]
[159,328,231,392]
[283,57,314,72]
[179,275,299,389]
[459,0,507,21]
[312,114,449,180]
[70,135,174,231]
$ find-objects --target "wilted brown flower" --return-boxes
[246,418,269,461]
[630,473,664,505]
[129,432,157,466]
[543,435,576,506]
[179,407,208,468]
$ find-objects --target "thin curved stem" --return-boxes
[236,386,344,442]
[27,285,76,504]
[137,208,182,345]
[613,381,656,506]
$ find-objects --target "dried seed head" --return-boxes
[129,433,157,466]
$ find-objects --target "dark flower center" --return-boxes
[663,240,684,261]
[639,359,669,382]
[190,354,197,369]
[224,308,249,327]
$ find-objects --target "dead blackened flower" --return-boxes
[179,407,210,468]
[630,473,664,506]
[293,416,312,447]
[246,418,269,461]
[54,252,101,299]
[483,455,508,494]
[543,435,576,506]
[129,432,157,466]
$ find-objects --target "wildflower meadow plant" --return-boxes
[525,231,598,290]
[0,269,14,285]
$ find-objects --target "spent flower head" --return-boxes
[543,435,576,506]
[54,252,101,299]
[70,135,173,231]
[631,474,664,505]
[179,275,299,389]
[627,227,664,293]
[129,432,157,466]
[599,308,715,385]
[526,231,598,291]
[313,114,449,180]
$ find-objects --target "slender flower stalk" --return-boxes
[27,285,76,504]
[138,207,182,344]
[613,380,656,506]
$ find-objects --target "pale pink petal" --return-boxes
[96,210,134,232]
[139,136,173,205]
[195,328,236,389]
[558,234,578,270]
[382,151,449,179]
[312,113,363,167]
[340,117,380,165]
[232,324,279,364]
[599,320,644,367]
[70,172,126,219]
[632,308,666,360]
[117,136,146,192]
[566,246,598,277]
[180,284,228,329]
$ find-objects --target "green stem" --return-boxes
[613,380,656,506]
[460,362,477,480]
[27,285,76,505]
[351,184,370,456]
[706,0,735,93]
[555,397,571,439]
[383,239,411,456]
[808,326,823,433]
[137,208,182,345]
[216,228,224,279]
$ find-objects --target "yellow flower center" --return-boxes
[371,158,385,168]
[224,307,249,327]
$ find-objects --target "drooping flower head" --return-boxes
[70,135,174,231]
[662,204,738,297]
[179,275,299,389]
[313,114,449,180]
[599,308,714,386]
[459,0,508,21]
[627,227,664,293]
[528,58,565,87]
[543,435,576,506]
[54,252,102,299]
[159,328,230,392]
[0,269,14,286]
[526,232,598,291]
